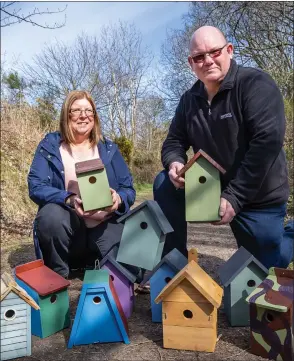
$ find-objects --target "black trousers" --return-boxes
[35,203,124,277]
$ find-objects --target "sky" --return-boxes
[1,1,191,71]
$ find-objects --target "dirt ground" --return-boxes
[1,199,270,361]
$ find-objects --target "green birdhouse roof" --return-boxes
[246,267,294,312]
[177,149,226,178]
[218,246,268,287]
[117,200,173,235]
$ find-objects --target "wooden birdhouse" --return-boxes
[100,246,137,318]
[140,248,187,322]
[68,269,130,348]
[177,149,226,222]
[1,273,39,361]
[218,246,268,326]
[14,260,70,338]
[246,267,294,361]
[116,200,174,271]
[155,259,223,352]
[75,158,112,211]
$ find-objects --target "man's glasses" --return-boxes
[190,44,228,64]
[70,108,95,117]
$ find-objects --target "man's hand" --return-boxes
[103,188,122,213]
[212,198,236,225]
[169,162,185,189]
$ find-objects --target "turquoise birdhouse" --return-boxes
[140,248,187,322]
[68,269,130,348]
[14,260,70,339]
[218,246,268,326]
[177,149,226,222]
[116,200,174,271]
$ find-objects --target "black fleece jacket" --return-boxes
[162,60,289,214]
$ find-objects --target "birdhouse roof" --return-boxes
[100,247,137,283]
[246,267,294,312]
[218,246,268,287]
[155,260,223,308]
[1,272,39,310]
[117,200,174,235]
[177,149,226,178]
[75,158,104,174]
[140,248,187,285]
[15,260,70,296]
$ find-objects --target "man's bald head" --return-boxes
[190,26,227,53]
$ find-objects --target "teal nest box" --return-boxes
[116,200,174,271]
[177,149,226,222]
[75,158,113,211]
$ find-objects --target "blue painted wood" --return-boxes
[15,277,42,338]
[223,285,232,325]
[150,264,177,323]
[68,269,130,348]
[0,291,31,360]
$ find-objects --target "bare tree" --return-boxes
[1,2,67,28]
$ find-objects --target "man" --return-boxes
[154,26,293,269]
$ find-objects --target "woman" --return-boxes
[28,90,136,279]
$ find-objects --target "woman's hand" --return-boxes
[104,188,122,213]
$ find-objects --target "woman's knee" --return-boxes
[153,170,173,196]
[35,203,71,237]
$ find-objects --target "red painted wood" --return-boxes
[109,275,129,335]
[15,259,44,274]
[15,261,70,296]
[177,149,226,178]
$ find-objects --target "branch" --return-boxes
[1,4,67,28]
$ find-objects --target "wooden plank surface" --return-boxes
[162,301,216,328]
[163,324,217,352]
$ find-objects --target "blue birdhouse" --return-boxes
[218,246,268,326]
[116,200,174,271]
[68,269,130,348]
[140,248,187,322]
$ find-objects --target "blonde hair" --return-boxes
[59,90,103,147]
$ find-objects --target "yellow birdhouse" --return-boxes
[155,260,223,352]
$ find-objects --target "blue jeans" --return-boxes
[153,170,293,269]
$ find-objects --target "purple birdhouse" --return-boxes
[100,247,137,318]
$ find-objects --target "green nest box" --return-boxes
[177,150,226,222]
[75,158,113,212]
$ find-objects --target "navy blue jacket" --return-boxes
[28,132,136,215]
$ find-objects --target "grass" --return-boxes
[134,182,153,203]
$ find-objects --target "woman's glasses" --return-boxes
[70,108,95,117]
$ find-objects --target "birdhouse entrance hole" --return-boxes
[110,275,114,281]
[93,296,101,304]
[50,294,58,304]
[199,176,206,184]
[4,309,16,320]
[265,312,274,323]
[165,277,172,283]
[247,280,256,287]
[89,176,97,184]
[183,310,193,319]
[140,222,148,230]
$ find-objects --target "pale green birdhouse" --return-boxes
[177,150,226,222]
[75,158,112,212]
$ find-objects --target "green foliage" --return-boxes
[114,136,133,165]
[134,182,153,193]
[36,97,58,128]
[3,71,27,104]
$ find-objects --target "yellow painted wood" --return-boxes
[155,261,223,308]
[163,324,217,352]
[188,248,198,263]
[162,301,216,328]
